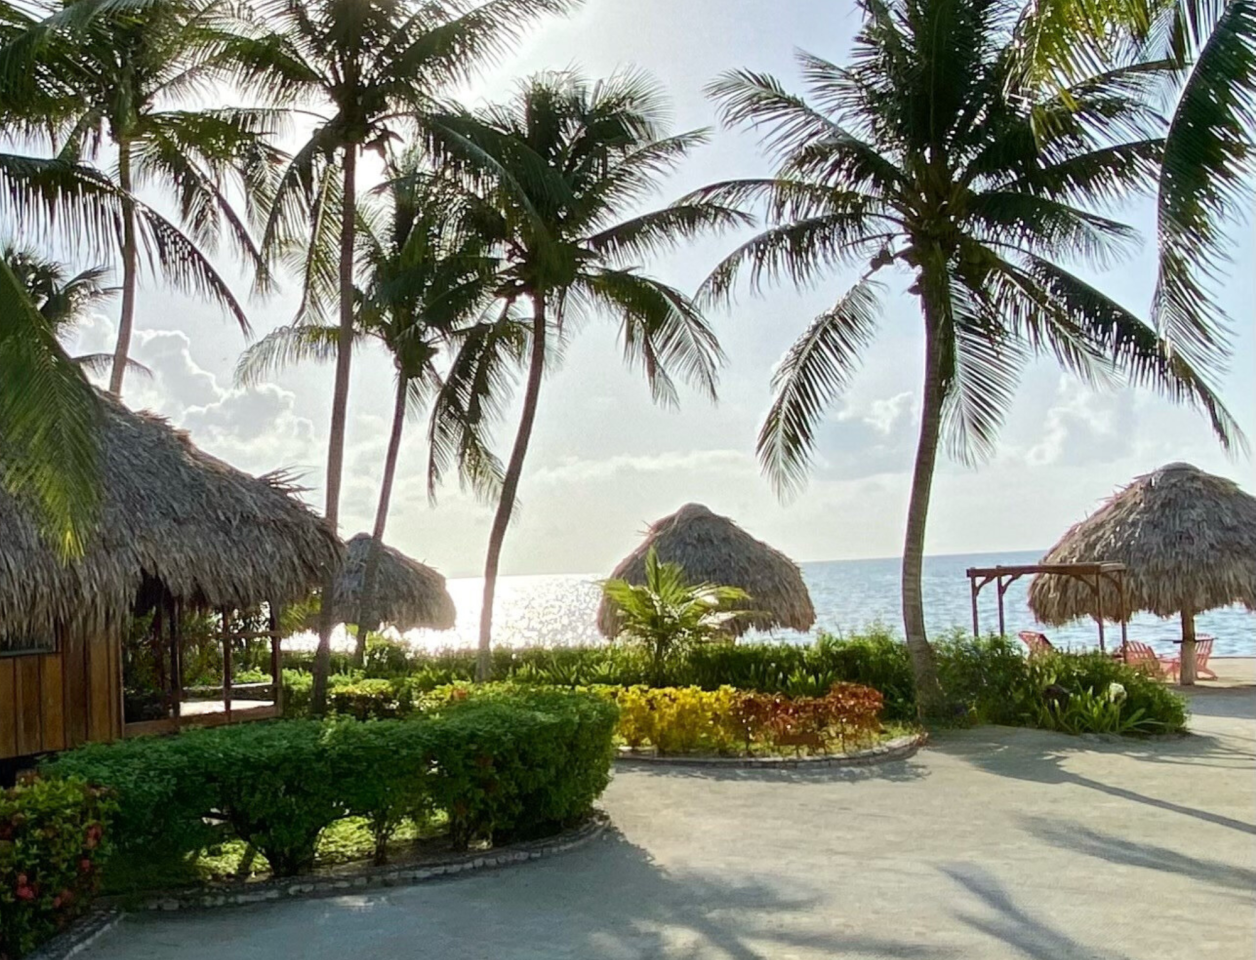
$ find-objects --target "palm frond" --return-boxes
[757,276,883,497]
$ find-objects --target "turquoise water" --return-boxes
[388,549,1254,659]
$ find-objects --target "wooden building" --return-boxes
[0,395,342,762]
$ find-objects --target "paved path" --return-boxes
[86,688,1255,960]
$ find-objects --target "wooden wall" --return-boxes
[0,628,122,761]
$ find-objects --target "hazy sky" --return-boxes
[66,0,1255,579]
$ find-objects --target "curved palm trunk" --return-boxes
[901,306,946,719]
[108,137,138,397]
[477,293,547,682]
[312,144,358,714]
[353,374,409,667]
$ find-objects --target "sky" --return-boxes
[63,0,1256,579]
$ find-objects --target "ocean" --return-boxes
[377,549,1253,659]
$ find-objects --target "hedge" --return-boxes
[282,631,1186,734]
[0,777,115,960]
[43,690,618,877]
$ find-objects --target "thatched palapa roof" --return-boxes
[0,393,343,640]
[1028,462,1256,625]
[329,533,456,631]
[597,502,816,638]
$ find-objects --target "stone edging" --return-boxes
[613,732,927,769]
[25,909,123,960]
[88,812,607,916]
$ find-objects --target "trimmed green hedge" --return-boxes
[43,690,617,877]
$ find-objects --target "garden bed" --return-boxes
[614,731,927,768]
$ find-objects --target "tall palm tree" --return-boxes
[1008,0,1255,372]
[693,0,1241,715]
[0,0,277,396]
[237,167,500,664]
[235,0,574,711]
[421,69,749,681]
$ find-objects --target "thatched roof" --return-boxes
[1028,462,1256,625]
[597,502,816,638]
[329,533,456,631]
[0,392,343,640]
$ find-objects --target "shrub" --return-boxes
[43,690,617,878]
[0,777,115,959]
[606,683,884,756]
[328,678,414,720]
[186,723,345,877]
[1023,652,1188,734]
[41,738,216,859]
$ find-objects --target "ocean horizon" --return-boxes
[299,548,1254,658]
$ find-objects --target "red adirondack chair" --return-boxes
[1161,637,1217,681]
[1018,631,1055,656]
[1120,641,1176,678]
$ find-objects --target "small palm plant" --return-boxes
[601,548,750,687]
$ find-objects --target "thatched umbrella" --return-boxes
[0,391,343,642]
[1028,462,1256,683]
[329,533,456,633]
[596,503,816,639]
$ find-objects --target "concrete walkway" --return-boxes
[86,687,1255,960]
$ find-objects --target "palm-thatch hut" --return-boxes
[1028,462,1256,683]
[329,533,456,633]
[596,503,816,639]
[0,394,342,761]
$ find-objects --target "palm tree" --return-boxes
[421,69,749,681]
[237,167,500,664]
[0,0,276,396]
[1007,0,1255,373]
[0,254,99,556]
[693,0,1241,716]
[234,0,574,711]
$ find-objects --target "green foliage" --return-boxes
[44,690,616,882]
[0,777,115,959]
[602,548,751,685]
[1024,652,1188,734]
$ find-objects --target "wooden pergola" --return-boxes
[965,562,1129,654]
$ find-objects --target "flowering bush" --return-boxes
[607,683,885,756]
[0,777,115,959]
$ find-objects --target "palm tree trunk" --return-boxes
[312,144,358,714]
[901,306,947,719]
[353,374,409,667]
[108,137,138,397]
[477,293,547,682]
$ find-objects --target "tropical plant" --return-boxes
[234,0,573,712]
[420,68,748,681]
[0,0,276,396]
[602,548,750,686]
[1009,0,1255,372]
[237,164,504,665]
[693,0,1240,715]
[0,254,100,556]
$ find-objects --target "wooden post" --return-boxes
[1179,609,1197,686]
[269,602,284,713]
[969,576,980,637]
[221,607,233,722]
[1095,574,1106,654]
[996,576,1007,637]
[1118,575,1128,662]
[170,596,182,720]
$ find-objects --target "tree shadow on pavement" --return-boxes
[941,864,1137,960]
[1020,815,1256,899]
[936,729,1256,837]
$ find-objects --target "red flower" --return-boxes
[16,885,35,902]
[79,858,93,874]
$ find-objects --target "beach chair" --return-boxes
[1018,631,1055,656]
[1120,641,1173,678]
[1161,637,1216,681]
